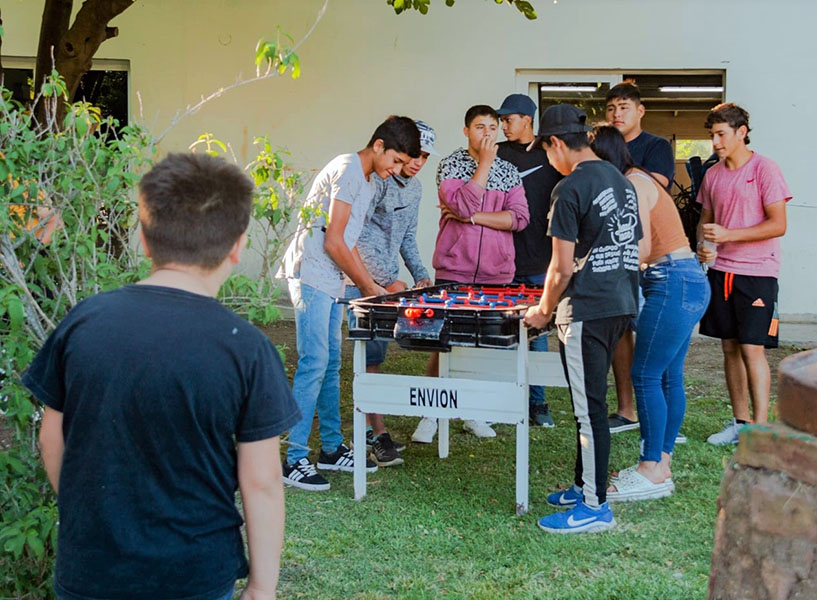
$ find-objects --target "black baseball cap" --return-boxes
[533,104,592,148]
[496,94,537,118]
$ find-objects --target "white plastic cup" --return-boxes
[702,241,717,268]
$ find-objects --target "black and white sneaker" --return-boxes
[371,433,404,467]
[317,443,377,473]
[366,429,406,452]
[282,458,330,491]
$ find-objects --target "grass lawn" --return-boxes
[265,321,802,600]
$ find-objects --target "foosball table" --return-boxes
[347,283,568,515]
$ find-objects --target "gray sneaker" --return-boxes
[707,419,740,446]
[371,432,404,467]
[530,405,555,428]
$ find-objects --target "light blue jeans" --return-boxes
[344,286,389,366]
[633,257,710,461]
[512,273,548,408]
[286,280,344,464]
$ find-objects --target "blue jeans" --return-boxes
[633,257,710,461]
[286,280,344,464]
[344,286,389,366]
[512,273,548,408]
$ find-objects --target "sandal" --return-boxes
[607,469,673,502]
[611,464,674,491]
[608,413,639,433]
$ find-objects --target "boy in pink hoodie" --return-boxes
[433,104,530,283]
[412,104,530,443]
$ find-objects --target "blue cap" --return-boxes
[496,94,537,118]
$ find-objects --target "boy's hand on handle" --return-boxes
[523,305,551,330]
[477,135,498,166]
[385,280,409,293]
[414,278,433,289]
[362,282,388,297]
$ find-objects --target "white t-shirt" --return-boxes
[277,153,375,296]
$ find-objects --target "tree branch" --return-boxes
[56,0,134,101]
[153,0,329,143]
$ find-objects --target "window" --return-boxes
[675,139,713,160]
[2,58,129,126]
[538,81,612,121]
[516,70,725,144]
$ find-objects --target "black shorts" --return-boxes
[699,269,779,348]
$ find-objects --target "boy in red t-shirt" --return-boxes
[696,103,791,445]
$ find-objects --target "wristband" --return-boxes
[470,215,476,225]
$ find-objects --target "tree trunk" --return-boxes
[33,0,73,125]
[34,0,134,128]
[34,0,74,95]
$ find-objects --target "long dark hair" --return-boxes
[590,125,635,174]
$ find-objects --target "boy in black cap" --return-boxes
[497,93,562,428]
[524,104,641,534]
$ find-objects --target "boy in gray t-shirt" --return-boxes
[276,116,421,491]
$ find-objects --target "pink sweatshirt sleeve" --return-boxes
[504,183,530,231]
[438,179,485,219]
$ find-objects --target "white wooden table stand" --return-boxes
[352,321,567,515]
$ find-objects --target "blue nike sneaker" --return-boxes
[546,486,584,508]
[538,501,616,534]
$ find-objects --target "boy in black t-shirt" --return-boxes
[497,93,563,429]
[524,105,640,534]
[24,154,300,600]
[605,81,676,435]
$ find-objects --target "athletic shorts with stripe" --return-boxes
[699,269,779,348]
[558,315,631,507]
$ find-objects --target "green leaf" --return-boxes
[7,295,24,332]
[75,115,89,138]
[26,531,45,558]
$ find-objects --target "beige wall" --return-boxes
[3,0,815,316]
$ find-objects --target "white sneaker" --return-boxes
[463,420,496,438]
[675,433,687,444]
[411,417,438,443]
[707,419,740,446]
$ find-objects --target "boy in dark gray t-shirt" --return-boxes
[524,104,640,535]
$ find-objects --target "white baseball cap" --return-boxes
[415,120,438,156]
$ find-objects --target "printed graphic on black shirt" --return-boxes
[547,160,640,324]
[586,186,640,273]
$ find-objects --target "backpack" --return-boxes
[672,153,719,251]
